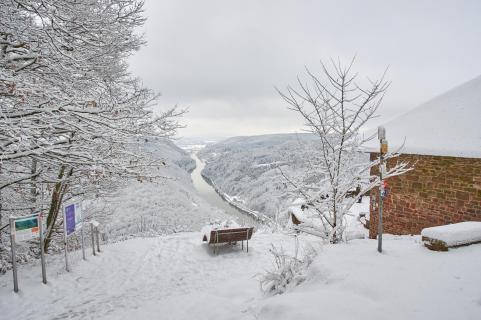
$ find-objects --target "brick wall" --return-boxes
[369,153,481,238]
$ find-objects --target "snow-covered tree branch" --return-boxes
[277,58,412,242]
[0,0,185,252]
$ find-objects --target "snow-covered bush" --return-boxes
[258,237,317,296]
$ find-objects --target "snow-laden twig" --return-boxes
[258,236,317,295]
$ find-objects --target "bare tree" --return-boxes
[277,57,411,242]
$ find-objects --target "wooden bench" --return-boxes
[421,222,481,251]
[204,227,254,254]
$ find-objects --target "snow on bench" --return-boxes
[421,221,481,251]
[201,220,239,242]
[201,220,254,254]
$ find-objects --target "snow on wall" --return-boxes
[364,74,481,158]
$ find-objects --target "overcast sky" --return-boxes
[129,0,481,140]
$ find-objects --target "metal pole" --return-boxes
[10,218,18,293]
[90,223,96,256]
[95,228,100,253]
[378,151,384,253]
[63,208,70,272]
[80,227,86,260]
[39,214,47,284]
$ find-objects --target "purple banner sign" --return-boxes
[65,204,76,236]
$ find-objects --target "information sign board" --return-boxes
[64,202,82,236]
[13,215,40,243]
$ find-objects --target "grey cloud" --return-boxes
[129,0,481,139]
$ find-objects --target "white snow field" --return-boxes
[1,233,480,320]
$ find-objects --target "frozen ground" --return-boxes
[0,232,299,320]
[1,231,480,320]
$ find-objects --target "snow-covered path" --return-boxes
[2,232,481,320]
[0,232,295,320]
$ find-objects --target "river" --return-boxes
[190,152,260,227]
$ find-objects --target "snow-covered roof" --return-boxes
[365,75,481,159]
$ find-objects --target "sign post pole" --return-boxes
[9,217,18,293]
[39,214,47,284]
[90,223,96,256]
[75,203,86,260]
[63,206,70,272]
[377,126,388,253]
[96,228,100,253]
[80,227,86,260]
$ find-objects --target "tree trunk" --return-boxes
[43,166,73,252]
[30,158,38,213]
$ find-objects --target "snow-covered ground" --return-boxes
[258,235,481,320]
[0,232,299,320]
[1,231,480,320]
[2,139,479,320]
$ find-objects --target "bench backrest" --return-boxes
[209,227,254,244]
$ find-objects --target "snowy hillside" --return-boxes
[147,139,196,172]
[0,138,231,274]
[198,133,368,219]
[86,139,229,241]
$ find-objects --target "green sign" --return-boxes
[13,215,40,243]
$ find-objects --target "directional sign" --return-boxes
[13,215,40,243]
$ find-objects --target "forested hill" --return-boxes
[197,133,321,219]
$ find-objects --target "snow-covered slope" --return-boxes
[1,233,480,320]
[197,133,323,219]
[146,139,197,172]
[0,139,229,274]
[86,138,229,241]
[365,75,481,158]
